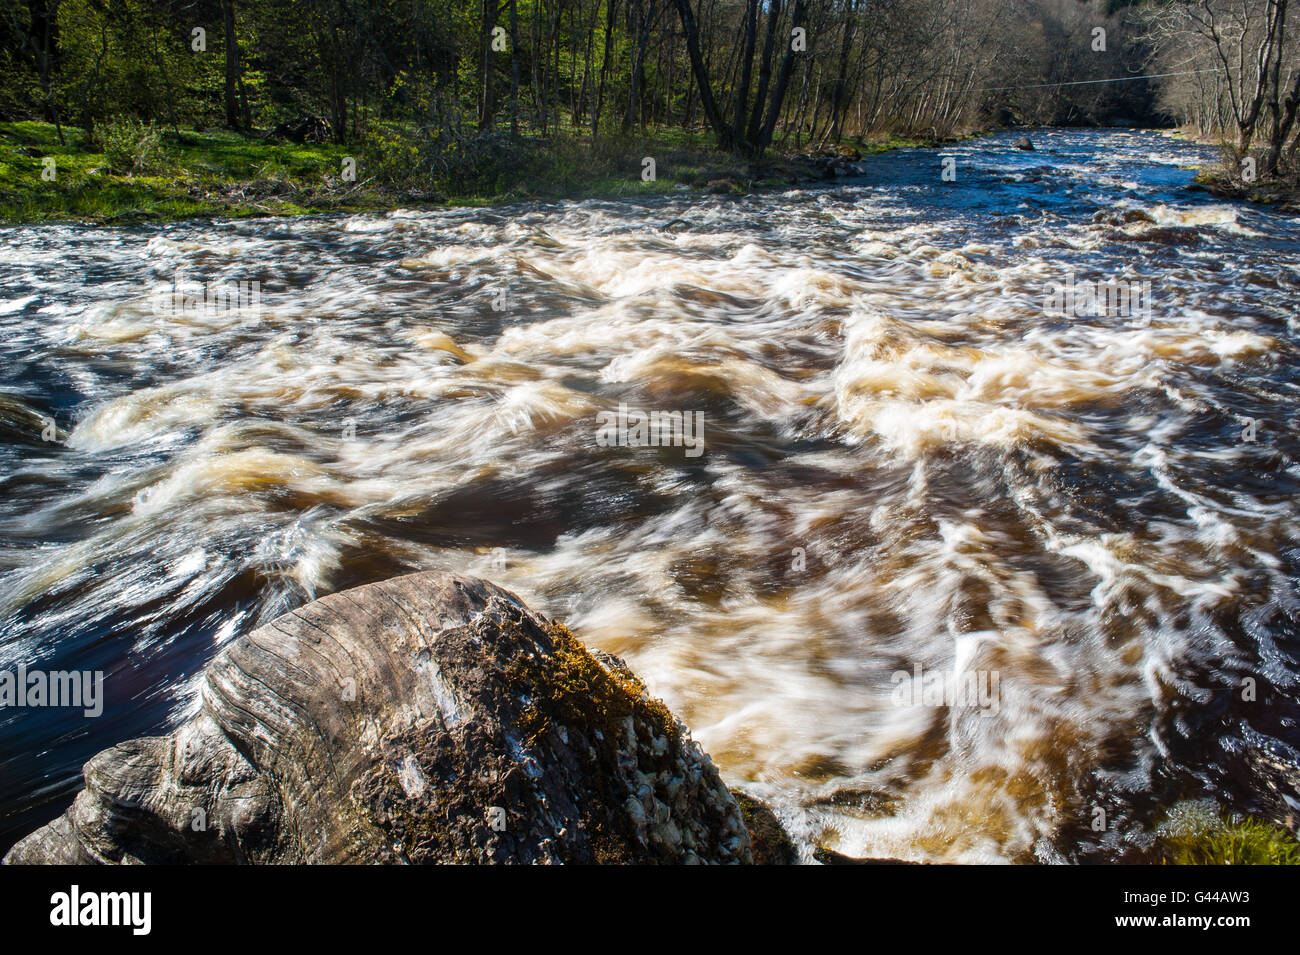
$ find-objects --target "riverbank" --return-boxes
[1165,128,1300,214]
[1196,170,1300,214]
[0,120,963,226]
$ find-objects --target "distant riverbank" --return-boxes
[0,120,973,227]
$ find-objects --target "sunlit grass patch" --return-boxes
[0,120,361,224]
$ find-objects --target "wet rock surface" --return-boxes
[0,393,64,446]
[733,792,798,864]
[814,847,926,865]
[4,572,751,864]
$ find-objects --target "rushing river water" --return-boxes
[2,128,1299,862]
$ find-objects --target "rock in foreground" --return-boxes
[5,572,751,864]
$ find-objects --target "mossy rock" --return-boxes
[705,178,745,196]
[732,792,797,864]
[1156,800,1300,865]
[5,572,752,865]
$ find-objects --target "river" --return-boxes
[2,127,1299,862]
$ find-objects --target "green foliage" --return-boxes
[428,132,540,196]
[360,125,616,200]
[1157,801,1300,865]
[0,121,344,223]
[99,117,170,175]
[1,0,1009,159]
[358,125,428,187]
[0,119,744,223]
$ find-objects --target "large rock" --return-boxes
[4,572,752,864]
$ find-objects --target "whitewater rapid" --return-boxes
[2,129,1298,861]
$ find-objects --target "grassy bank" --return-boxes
[0,120,954,226]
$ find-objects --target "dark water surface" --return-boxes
[2,128,1299,861]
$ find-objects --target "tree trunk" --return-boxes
[828,0,856,142]
[672,0,734,149]
[731,0,759,141]
[593,0,618,139]
[757,0,807,149]
[745,0,782,145]
[509,0,520,137]
[478,0,499,131]
[222,0,241,130]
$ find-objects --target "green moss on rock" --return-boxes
[733,792,797,865]
[1157,801,1300,865]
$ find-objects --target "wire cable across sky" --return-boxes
[971,68,1220,94]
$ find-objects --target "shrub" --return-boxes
[360,125,552,197]
[359,124,426,186]
[100,117,169,175]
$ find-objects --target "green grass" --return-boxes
[0,120,702,223]
[0,120,360,224]
[0,119,957,226]
[1157,801,1300,865]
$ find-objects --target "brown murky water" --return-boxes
[2,129,1299,861]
